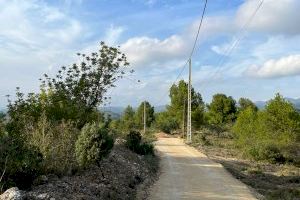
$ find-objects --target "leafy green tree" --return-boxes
[135,101,155,129]
[121,105,136,131]
[264,93,300,142]
[207,94,237,125]
[233,107,258,147]
[238,98,258,112]
[0,112,5,134]
[155,112,179,134]
[167,80,205,129]
[7,42,131,130]
[233,93,300,163]
[192,105,205,129]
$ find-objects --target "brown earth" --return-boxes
[23,144,159,200]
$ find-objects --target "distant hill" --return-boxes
[100,106,125,115]
[285,97,300,109]
[99,105,167,119]
[99,107,124,120]
[255,97,300,110]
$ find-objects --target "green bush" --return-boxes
[26,116,79,175]
[125,130,142,152]
[138,143,154,155]
[0,134,43,191]
[247,143,285,163]
[281,144,300,165]
[75,123,114,167]
[125,131,154,155]
[155,112,178,134]
[233,94,300,164]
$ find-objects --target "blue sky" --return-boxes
[0,0,300,108]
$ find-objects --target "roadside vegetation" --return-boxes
[148,80,299,199]
[0,42,158,199]
[110,79,300,199]
[0,41,299,199]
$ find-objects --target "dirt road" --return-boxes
[149,136,257,200]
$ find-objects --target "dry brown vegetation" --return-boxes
[191,129,300,200]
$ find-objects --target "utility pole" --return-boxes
[187,59,192,143]
[182,98,186,138]
[143,101,146,134]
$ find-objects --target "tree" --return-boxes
[264,93,300,140]
[192,105,205,129]
[238,98,258,112]
[208,94,237,125]
[7,42,132,130]
[167,80,205,130]
[121,105,136,131]
[233,93,300,163]
[135,101,155,129]
[0,112,5,134]
[155,112,179,134]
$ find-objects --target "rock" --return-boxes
[0,187,23,200]
[36,193,50,199]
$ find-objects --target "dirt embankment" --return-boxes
[22,144,159,200]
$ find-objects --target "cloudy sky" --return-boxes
[0,0,300,108]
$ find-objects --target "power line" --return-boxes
[189,0,208,59]
[198,0,264,90]
[154,0,208,106]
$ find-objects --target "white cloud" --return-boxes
[103,25,125,45]
[236,0,300,35]
[245,54,300,78]
[0,1,83,46]
[0,0,86,107]
[120,35,189,69]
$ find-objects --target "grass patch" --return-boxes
[190,126,300,200]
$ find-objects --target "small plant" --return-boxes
[0,134,43,190]
[138,143,154,155]
[125,130,142,152]
[125,131,154,155]
[26,115,79,175]
[75,123,114,167]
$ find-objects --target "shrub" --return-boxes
[281,144,300,165]
[155,112,178,134]
[137,143,154,155]
[75,123,114,167]
[125,131,154,155]
[125,130,142,152]
[26,116,79,175]
[233,94,300,164]
[0,134,43,191]
[247,143,285,163]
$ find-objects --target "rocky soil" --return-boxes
[1,144,159,200]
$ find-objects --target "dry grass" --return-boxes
[191,130,300,200]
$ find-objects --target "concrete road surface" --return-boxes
[149,136,257,200]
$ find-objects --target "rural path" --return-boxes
[149,136,257,200]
